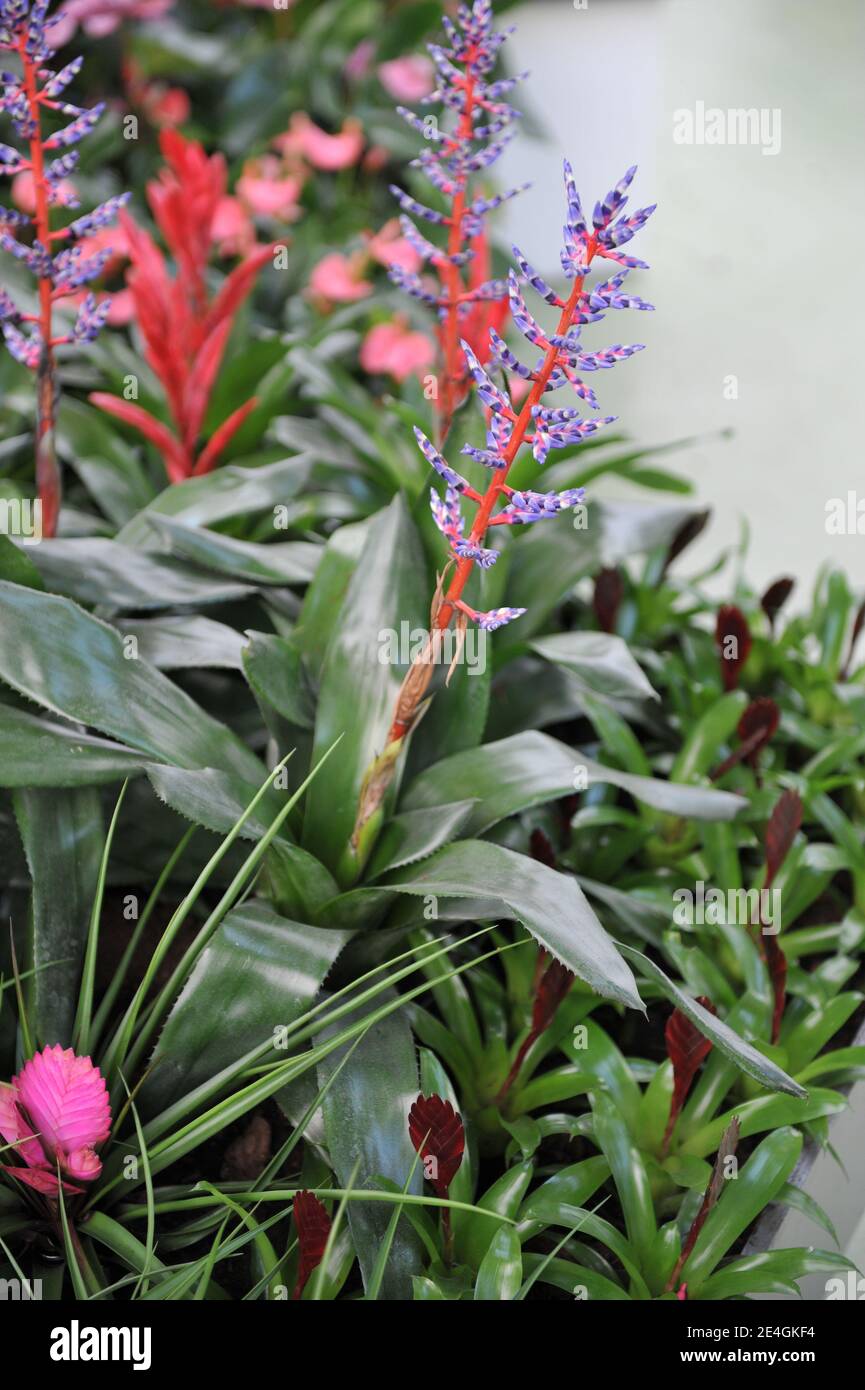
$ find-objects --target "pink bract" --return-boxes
[360,320,435,382]
[377,55,435,103]
[309,252,372,305]
[276,114,364,171]
[49,0,174,48]
[0,1045,111,1196]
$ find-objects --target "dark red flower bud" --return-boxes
[408,1093,465,1198]
[292,1190,331,1300]
[715,604,751,690]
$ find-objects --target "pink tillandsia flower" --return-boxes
[309,251,372,307]
[360,318,435,383]
[49,0,174,48]
[0,1045,111,1197]
[378,54,435,103]
[276,113,364,172]
[237,155,303,221]
[367,218,422,276]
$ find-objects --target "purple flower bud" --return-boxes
[508,270,549,349]
[0,283,19,321]
[2,321,41,368]
[414,426,474,494]
[487,327,531,380]
[454,538,498,568]
[0,201,28,226]
[593,165,637,230]
[472,605,526,631]
[40,55,83,99]
[468,183,530,217]
[72,291,110,343]
[46,150,80,184]
[430,484,464,541]
[389,185,447,225]
[562,158,586,235]
[43,102,104,150]
[387,263,440,307]
[65,192,130,241]
[460,339,511,413]
[512,244,561,307]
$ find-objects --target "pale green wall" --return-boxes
[499,0,865,597]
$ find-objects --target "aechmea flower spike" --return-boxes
[0,0,127,536]
[349,5,656,878]
[0,1045,111,1195]
[389,0,528,436]
[419,156,653,604]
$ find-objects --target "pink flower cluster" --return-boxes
[0,1046,111,1197]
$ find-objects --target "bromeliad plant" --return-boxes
[351,123,654,868]
[0,0,127,533]
[0,0,863,1305]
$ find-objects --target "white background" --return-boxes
[498,0,865,601]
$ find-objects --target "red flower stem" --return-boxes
[442,1203,454,1265]
[496,1028,538,1105]
[19,34,59,538]
[388,235,599,742]
[438,57,478,443]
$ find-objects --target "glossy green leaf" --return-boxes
[0,705,145,788]
[681,1127,803,1292]
[147,516,322,586]
[142,902,350,1112]
[521,1253,629,1300]
[621,947,806,1098]
[318,1003,423,1300]
[118,616,246,671]
[531,632,658,706]
[697,1247,856,1300]
[241,631,316,728]
[25,539,254,611]
[474,1225,522,1301]
[387,840,643,1010]
[591,1093,656,1267]
[12,786,103,1045]
[116,453,312,544]
[457,1161,534,1270]
[366,800,477,880]
[401,732,745,831]
[303,497,428,872]
[517,1157,610,1238]
[0,581,266,785]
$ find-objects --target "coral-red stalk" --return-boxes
[388,239,598,743]
[19,32,59,536]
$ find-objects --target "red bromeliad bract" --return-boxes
[91,129,270,482]
[408,1092,465,1262]
[715,604,752,691]
[292,1190,332,1300]
[662,999,715,1154]
[408,1092,465,1197]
